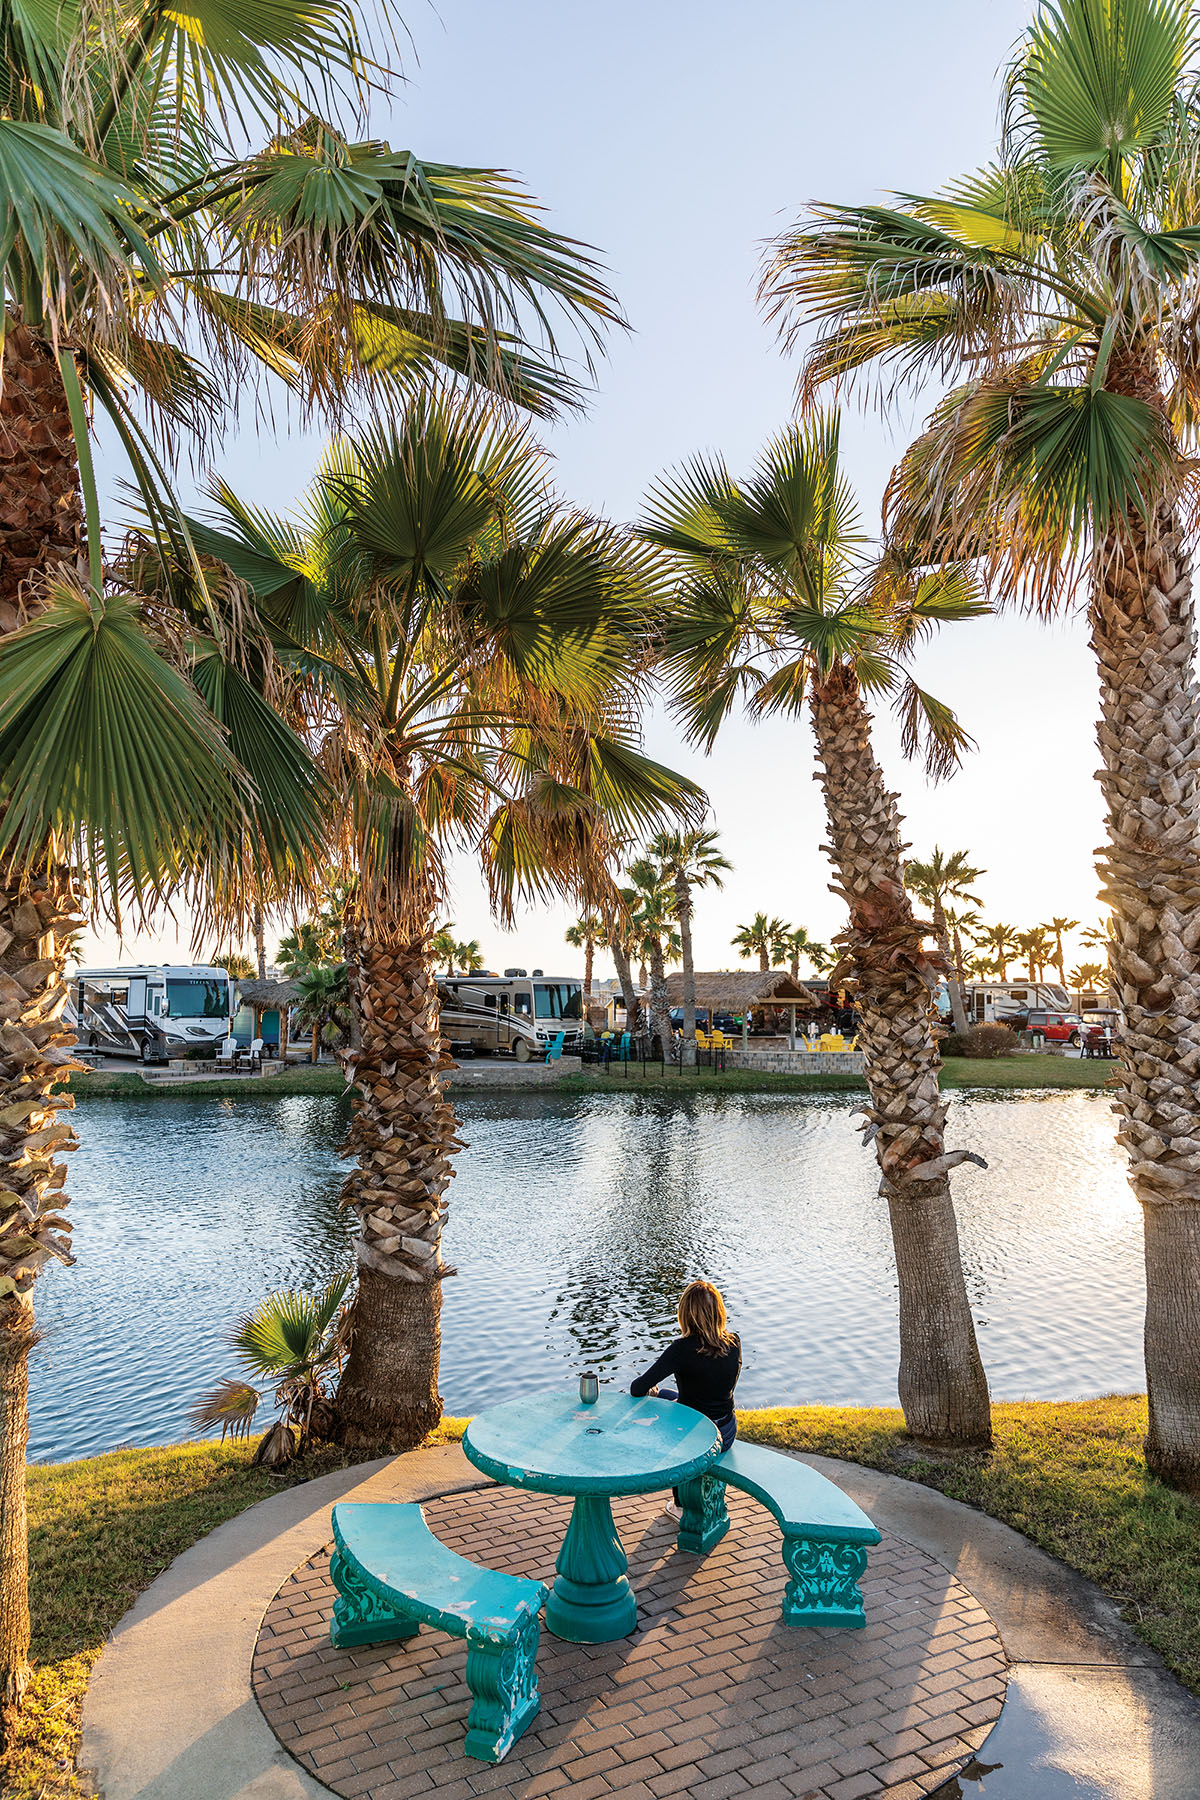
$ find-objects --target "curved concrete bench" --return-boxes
[677,1441,881,1628]
[330,1501,547,1763]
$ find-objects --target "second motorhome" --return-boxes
[439,971,584,1059]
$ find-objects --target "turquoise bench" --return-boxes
[676,1442,881,1628]
[329,1502,548,1763]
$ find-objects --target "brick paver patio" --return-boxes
[253,1483,1006,1800]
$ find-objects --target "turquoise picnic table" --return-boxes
[463,1388,720,1644]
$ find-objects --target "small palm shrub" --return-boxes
[191,1270,352,1468]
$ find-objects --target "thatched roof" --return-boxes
[664,970,822,1012]
[236,978,300,1011]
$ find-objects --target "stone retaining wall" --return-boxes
[725,1048,865,1074]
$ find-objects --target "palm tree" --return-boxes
[977,924,1018,981]
[564,914,603,1002]
[782,927,832,979]
[643,412,992,1448]
[198,390,700,1451]
[211,949,256,981]
[903,849,984,1034]
[430,924,459,975]
[454,940,485,975]
[0,0,628,1711]
[192,1269,353,1467]
[761,0,1200,1489]
[624,859,682,1053]
[1070,962,1108,1008]
[944,906,982,995]
[295,963,352,1062]
[1014,926,1053,984]
[731,913,792,973]
[647,827,731,1062]
[1044,917,1081,987]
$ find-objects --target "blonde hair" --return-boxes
[677,1280,734,1354]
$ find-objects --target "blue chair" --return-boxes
[618,1031,631,1060]
[545,1031,565,1062]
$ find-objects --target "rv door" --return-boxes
[126,976,147,1021]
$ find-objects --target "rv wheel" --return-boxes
[514,1039,532,1063]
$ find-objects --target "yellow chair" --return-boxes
[820,1033,845,1052]
[711,1028,730,1049]
[695,1026,711,1049]
[847,1034,859,1051]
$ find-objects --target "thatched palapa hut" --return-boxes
[664,970,821,1046]
[235,977,301,1058]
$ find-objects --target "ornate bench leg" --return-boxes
[463,1613,541,1763]
[781,1535,870,1628]
[329,1546,421,1649]
[676,1473,730,1555]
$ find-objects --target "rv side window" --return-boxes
[514,991,532,1017]
[484,994,496,1008]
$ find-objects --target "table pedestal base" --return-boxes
[545,1494,638,1642]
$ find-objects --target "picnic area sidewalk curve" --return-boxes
[79,1443,1200,1800]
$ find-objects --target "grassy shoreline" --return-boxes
[6,1395,1196,1799]
[67,1052,1113,1101]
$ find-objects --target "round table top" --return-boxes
[462,1388,721,1497]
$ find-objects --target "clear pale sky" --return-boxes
[87,0,1107,982]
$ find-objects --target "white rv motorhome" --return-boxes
[72,964,232,1063]
[961,980,1071,1023]
[440,970,584,1058]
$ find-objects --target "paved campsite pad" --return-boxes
[253,1484,1005,1800]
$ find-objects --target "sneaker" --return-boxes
[663,1501,682,1522]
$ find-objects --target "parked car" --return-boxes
[1026,1009,1085,1046]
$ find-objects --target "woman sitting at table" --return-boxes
[630,1279,741,1456]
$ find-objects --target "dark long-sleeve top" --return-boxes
[630,1334,741,1423]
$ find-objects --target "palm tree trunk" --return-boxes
[254,904,266,980]
[675,873,697,1066]
[0,323,85,629]
[810,665,991,1448]
[649,943,670,1056]
[0,323,88,1736]
[334,921,460,1450]
[933,896,969,1034]
[583,936,594,1003]
[610,936,640,1033]
[1090,498,1200,1490]
[758,948,769,972]
[0,867,83,1732]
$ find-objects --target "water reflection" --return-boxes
[32,1087,1145,1462]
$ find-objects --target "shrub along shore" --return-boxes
[67,1052,1113,1102]
[6,1396,1197,1799]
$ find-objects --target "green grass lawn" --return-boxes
[67,1052,1113,1102]
[67,1063,348,1100]
[561,1054,1113,1095]
[6,1397,1197,1799]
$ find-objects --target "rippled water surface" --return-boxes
[31,1088,1144,1462]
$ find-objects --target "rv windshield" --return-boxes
[534,982,582,1021]
[165,978,228,1020]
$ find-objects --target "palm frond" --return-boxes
[0,582,239,912]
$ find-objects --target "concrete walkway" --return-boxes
[79,1445,1200,1800]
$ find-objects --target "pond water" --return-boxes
[30,1087,1145,1463]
